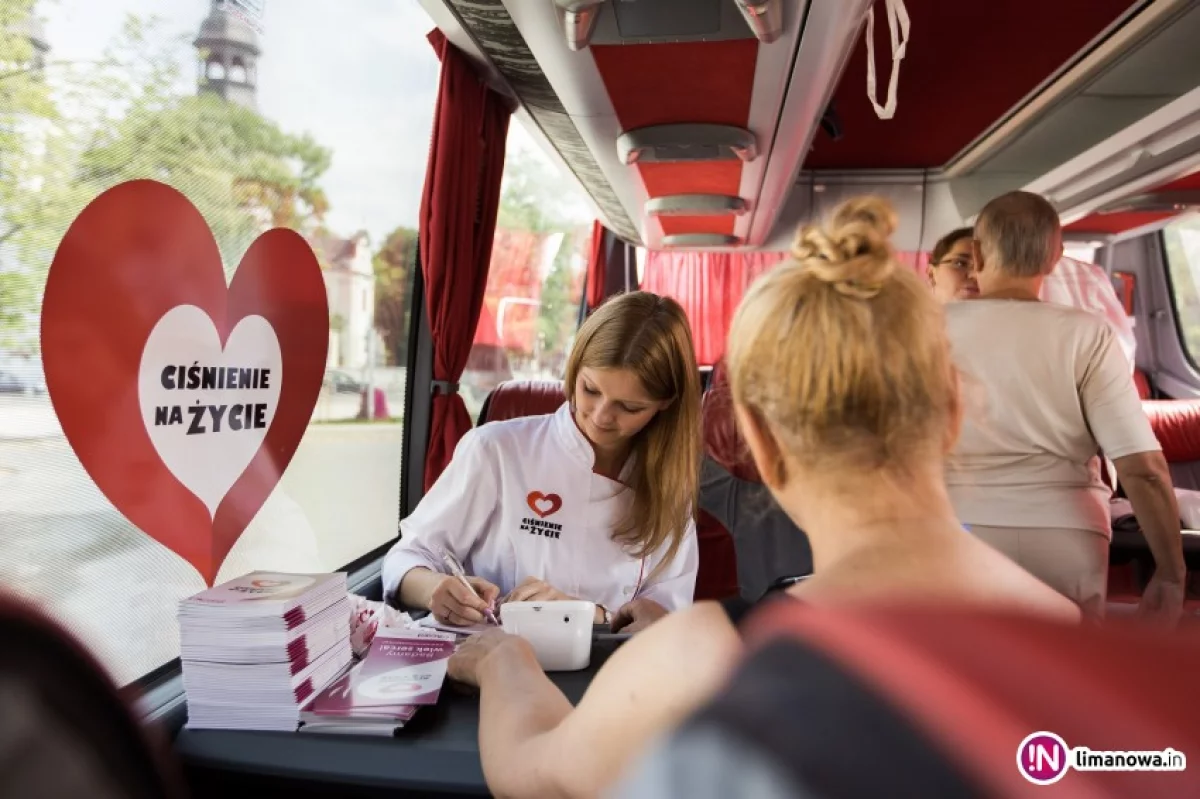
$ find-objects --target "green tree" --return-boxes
[0,8,332,345]
[1,0,57,339]
[535,231,580,363]
[73,92,331,269]
[497,143,585,235]
[373,225,417,366]
[494,142,590,366]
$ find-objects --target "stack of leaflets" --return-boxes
[179,571,353,732]
[299,628,456,736]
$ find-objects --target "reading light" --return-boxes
[646,195,748,216]
[661,233,741,248]
[733,0,783,44]
[617,124,758,165]
[555,0,605,52]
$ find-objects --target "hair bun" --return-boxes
[790,196,897,299]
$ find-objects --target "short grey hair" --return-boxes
[974,191,1061,277]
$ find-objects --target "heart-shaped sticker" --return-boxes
[526,491,562,519]
[41,179,328,585]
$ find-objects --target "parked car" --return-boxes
[0,355,46,395]
[323,370,365,395]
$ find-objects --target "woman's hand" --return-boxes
[611,598,668,633]
[448,629,529,688]
[429,574,500,627]
[1137,571,1186,629]
[503,577,575,604]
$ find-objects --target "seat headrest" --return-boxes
[480,380,566,424]
[703,360,761,483]
[1143,399,1200,462]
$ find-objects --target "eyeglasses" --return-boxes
[934,257,973,272]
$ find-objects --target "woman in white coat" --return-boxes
[382,291,703,630]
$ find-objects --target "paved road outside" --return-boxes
[0,394,403,686]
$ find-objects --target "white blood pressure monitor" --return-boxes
[500,600,594,671]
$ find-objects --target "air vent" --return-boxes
[611,0,723,38]
[618,124,758,165]
[661,233,741,248]
[646,195,748,216]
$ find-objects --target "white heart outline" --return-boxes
[137,304,283,518]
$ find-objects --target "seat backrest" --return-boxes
[1143,399,1200,490]
[0,592,184,799]
[699,361,812,601]
[1135,369,1153,399]
[702,361,759,483]
[477,379,566,425]
[616,604,1200,798]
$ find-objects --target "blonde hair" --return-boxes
[726,196,957,480]
[565,291,701,569]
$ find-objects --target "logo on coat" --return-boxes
[521,491,563,539]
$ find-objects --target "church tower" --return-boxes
[193,0,261,110]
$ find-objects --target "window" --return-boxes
[461,126,593,420]
[0,0,439,686]
[1163,214,1200,364]
[1064,243,1099,264]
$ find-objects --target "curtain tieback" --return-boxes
[430,380,460,396]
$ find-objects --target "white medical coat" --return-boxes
[382,403,699,613]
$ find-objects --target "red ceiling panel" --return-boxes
[1154,169,1200,193]
[590,40,758,130]
[805,0,1141,170]
[1064,211,1174,234]
[1064,168,1200,233]
[591,40,758,237]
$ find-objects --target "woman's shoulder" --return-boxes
[468,407,562,446]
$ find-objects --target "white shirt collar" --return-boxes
[552,401,636,483]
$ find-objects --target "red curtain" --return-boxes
[642,249,930,365]
[419,30,512,491]
[640,250,787,365]
[585,220,607,310]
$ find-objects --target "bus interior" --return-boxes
[3,0,1200,796]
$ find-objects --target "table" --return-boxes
[175,639,622,798]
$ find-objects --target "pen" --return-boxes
[440,549,499,626]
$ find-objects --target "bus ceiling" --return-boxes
[421,0,1200,254]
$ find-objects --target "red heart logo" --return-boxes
[526,491,562,519]
[41,180,328,586]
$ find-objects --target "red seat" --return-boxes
[1134,368,1153,399]
[475,379,734,602]
[698,363,749,601]
[1110,399,1200,609]
[1142,399,1200,466]
[477,379,565,424]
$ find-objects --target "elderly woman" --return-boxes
[944,190,1185,624]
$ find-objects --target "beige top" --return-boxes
[944,300,1160,538]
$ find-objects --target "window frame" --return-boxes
[1158,218,1200,381]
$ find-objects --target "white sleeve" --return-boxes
[381,428,501,602]
[638,518,699,612]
